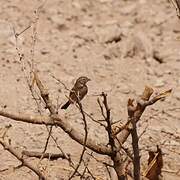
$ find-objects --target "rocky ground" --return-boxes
[0,0,180,179]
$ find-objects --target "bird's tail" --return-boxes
[61,101,71,109]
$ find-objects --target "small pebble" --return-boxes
[155,79,165,87]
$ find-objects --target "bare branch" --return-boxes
[49,134,82,177]
[127,99,140,180]
[34,72,58,156]
[33,72,112,156]
[115,87,171,145]
[22,150,66,160]
[97,97,106,119]
[0,109,112,155]
[100,92,116,156]
[34,72,57,115]
[69,101,88,179]
[170,0,180,18]
[111,86,171,179]
[0,140,46,180]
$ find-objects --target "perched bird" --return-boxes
[61,76,91,109]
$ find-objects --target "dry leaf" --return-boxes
[143,146,163,180]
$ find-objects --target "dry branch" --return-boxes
[69,102,88,179]
[0,70,171,180]
[22,150,66,160]
[34,72,58,155]
[33,72,112,156]
[102,93,114,145]
[0,140,45,180]
[0,109,112,155]
[111,87,171,179]
[171,0,180,18]
[128,99,140,180]
[34,72,57,115]
[114,87,171,147]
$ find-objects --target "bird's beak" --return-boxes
[87,78,91,81]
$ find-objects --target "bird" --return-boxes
[61,76,91,109]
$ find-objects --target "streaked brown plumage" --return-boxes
[61,76,90,109]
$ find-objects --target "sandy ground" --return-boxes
[0,0,180,179]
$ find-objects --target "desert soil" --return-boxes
[0,0,180,179]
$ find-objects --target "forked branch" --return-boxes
[0,139,46,180]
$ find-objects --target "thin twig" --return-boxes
[69,102,88,179]
[97,98,106,119]
[81,159,96,180]
[42,125,53,154]
[102,93,115,149]
[170,0,180,18]
[105,164,113,180]
[49,134,82,177]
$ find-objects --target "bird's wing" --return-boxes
[78,85,88,100]
[69,84,88,103]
